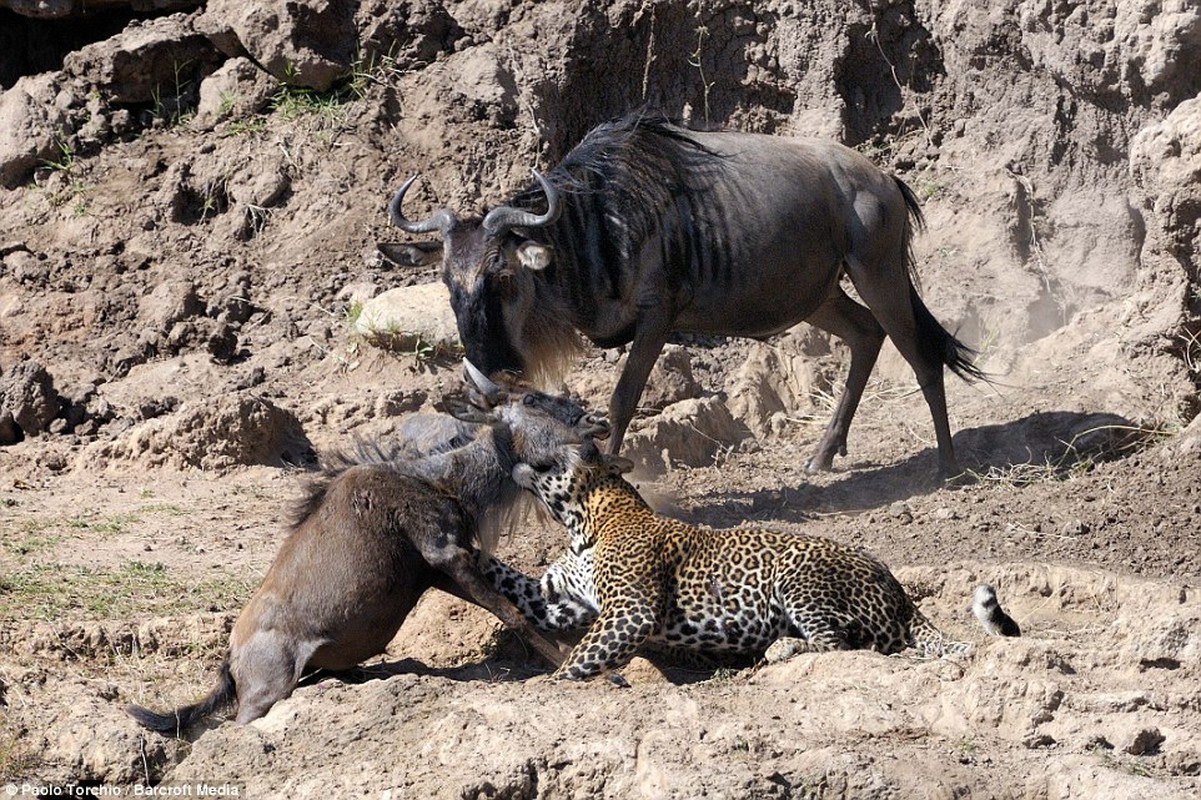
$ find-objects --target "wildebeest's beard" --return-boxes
[451,281,524,376]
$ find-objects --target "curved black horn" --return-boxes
[463,358,503,404]
[481,170,562,236]
[388,175,458,234]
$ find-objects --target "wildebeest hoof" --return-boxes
[805,457,834,474]
[606,672,631,688]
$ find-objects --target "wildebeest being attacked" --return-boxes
[381,112,984,478]
[127,364,607,734]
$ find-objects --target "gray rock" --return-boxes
[197,0,356,92]
[0,73,69,188]
[192,56,276,130]
[79,391,313,472]
[62,14,221,105]
[623,397,752,473]
[0,360,61,438]
[640,345,700,411]
[353,282,459,353]
[0,411,20,445]
[139,280,203,332]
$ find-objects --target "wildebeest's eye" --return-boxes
[490,269,516,297]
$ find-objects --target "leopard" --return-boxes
[486,438,1017,681]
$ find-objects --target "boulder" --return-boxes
[622,397,752,473]
[62,14,221,105]
[0,73,69,188]
[78,391,313,471]
[353,282,459,353]
[639,345,700,410]
[192,56,277,130]
[196,0,357,92]
[0,360,61,439]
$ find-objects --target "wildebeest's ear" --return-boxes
[602,455,635,475]
[515,241,553,271]
[377,241,444,268]
[441,396,494,424]
[577,413,611,440]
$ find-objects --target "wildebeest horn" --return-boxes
[463,358,503,403]
[481,170,562,236]
[389,175,458,234]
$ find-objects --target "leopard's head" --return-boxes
[512,438,631,524]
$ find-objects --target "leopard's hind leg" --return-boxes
[764,600,853,663]
[763,626,850,663]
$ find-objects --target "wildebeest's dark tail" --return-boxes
[910,284,986,382]
[895,176,987,383]
[127,655,236,736]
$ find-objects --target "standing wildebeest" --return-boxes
[380,113,983,478]
[127,364,607,734]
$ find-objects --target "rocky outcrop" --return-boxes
[196,0,357,92]
[0,1,198,18]
[80,391,313,471]
[0,360,61,442]
[0,73,70,188]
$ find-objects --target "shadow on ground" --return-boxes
[681,410,1146,526]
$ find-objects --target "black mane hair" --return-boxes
[487,110,736,385]
[509,111,726,214]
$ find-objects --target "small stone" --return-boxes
[1126,728,1165,756]
[889,501,914,524]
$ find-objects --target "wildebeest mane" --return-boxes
[286,439,412,533]
[287,433,534,558]
[498,113,733,380]
[508,112,726,233]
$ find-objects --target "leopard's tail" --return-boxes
[909,609,972,657]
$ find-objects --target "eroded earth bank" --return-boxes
[1,1,1200,798]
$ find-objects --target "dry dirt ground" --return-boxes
[2,1,1201,799]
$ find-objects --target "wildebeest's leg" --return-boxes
[804,289,886,472]
[845,230,965,475]
[426,545,565,667]
[845,258,961,478]
[606,312,673,454]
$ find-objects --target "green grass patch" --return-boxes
[343,300,364,328]
[220,117,269,137]
[0,560,254,622]
[3,530,63,557]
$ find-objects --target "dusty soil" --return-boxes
[2,1,1200,798]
